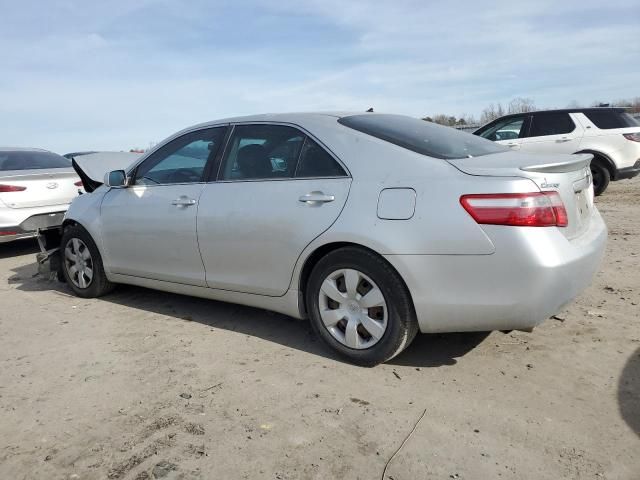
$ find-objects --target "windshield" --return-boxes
[338,114,507,159]
[0,150,71,171]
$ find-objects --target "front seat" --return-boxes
[236,144,272,179]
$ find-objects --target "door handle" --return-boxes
[298,191,335,204]
[556,137,572,143]
[506,143,520,149]
[171,197,196,207]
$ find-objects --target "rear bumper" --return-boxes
[0,231,38,243]
[0,210,66,243]
[614,160,640,180]
[384,210,607,333]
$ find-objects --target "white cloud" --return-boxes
[0,0,638,152]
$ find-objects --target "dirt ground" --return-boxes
[0,178,638,480]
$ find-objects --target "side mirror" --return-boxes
[104,170,128,188]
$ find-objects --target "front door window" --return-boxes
[479,117,525,141]
[134,128,226,185]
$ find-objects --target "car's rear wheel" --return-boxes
[61,224,115,298]
[306,247,418,366]
[590,159,610,196]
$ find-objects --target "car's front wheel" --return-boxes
[306,247,418,366]
[60,224,115,298]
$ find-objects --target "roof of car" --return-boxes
[487,107,627,121]
[189,111,363,130]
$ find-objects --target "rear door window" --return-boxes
[529,113,575,137]
[220,124,304,180]
[583,110,640,129]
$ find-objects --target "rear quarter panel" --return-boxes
[290,118,545,287]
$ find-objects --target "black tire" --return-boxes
[305,247,418,366]
[590,159,610,196]
[60,224,115,298]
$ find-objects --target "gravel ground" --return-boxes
[0,178,638,480]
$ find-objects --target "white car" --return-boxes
[0,148,81,243]
[474,108,640,195]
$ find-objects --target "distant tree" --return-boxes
[566,100,582,109]
[480,103,505,124]
[422,116,433,122]
[612,97,640,113]
[460,113,477,125]
[432,114,453,126]
[507,97,536,114]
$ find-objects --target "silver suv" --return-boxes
[474,108,640,195]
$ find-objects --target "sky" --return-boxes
[1,0,639,153]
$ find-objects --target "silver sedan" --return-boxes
[58,113,607,365]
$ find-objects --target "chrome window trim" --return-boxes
[213,121,351,182]
[124,121,351,187]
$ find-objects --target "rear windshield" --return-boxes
[583,110,640,129]
[338,114,507,159]
[0,151,71,171]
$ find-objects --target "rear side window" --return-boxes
[0,151,70,171]
[295,138,346,178]
[338,114,506,159]
[583,110,640,129]
[529,113,575,137]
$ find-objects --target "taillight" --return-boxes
[460,192,568,227]
[623,133,640,142]
[74,181,83,187]
[0,184,26,192]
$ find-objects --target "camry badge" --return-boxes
[540,178,559,189]
[46,182,59,189]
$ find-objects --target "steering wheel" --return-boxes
[171,169,200,183]
[141,175,160,185]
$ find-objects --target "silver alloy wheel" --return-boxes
[64,238,94,289]
[318,268,388,349]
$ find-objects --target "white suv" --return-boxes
[474,108,640,195]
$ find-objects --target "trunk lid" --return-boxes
[448,152,594,240]
[0,168,80,209]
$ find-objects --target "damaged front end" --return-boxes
[34,151,142,280]
[36,226,64,280]
[35,157,99,279]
